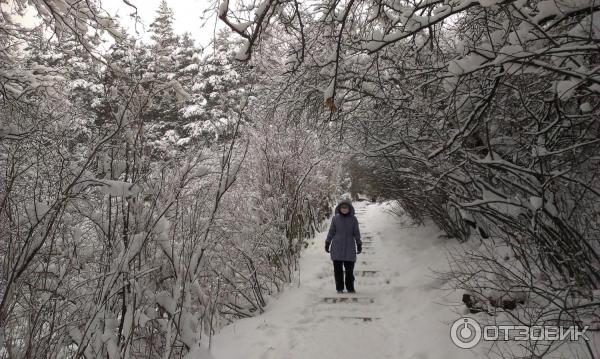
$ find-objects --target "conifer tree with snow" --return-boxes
[181,30,252,144]
[144,0,184,153]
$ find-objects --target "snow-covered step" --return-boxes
[311,304,381,317]
[320,296,375,304]
[354,270,379,277]
[316,269,379,280]
[354,276,388,283]
[312,303,380,313]
[318,310,382,320]
[336,316,381,322]
[312,301,380,310]
[355,278,390,286]
[354,266,380,271]
[354,279,387,285]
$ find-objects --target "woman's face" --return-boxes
[340,205,349,214]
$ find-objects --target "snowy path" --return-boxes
[207,201,482,359]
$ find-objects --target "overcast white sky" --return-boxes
[101,0,222,48]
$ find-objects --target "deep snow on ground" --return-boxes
[204,201,482,359]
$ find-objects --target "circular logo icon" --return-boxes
[450,317,482,349]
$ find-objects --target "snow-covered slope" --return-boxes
[205,201,482,358]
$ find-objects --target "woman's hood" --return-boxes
[334,199,355,216]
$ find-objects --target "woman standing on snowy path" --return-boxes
[325,199,362,293]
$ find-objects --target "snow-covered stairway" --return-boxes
[207,201,482,359]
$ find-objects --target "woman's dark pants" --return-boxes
[333,260,355,292]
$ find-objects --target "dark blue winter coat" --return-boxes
[325,200,362,262]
